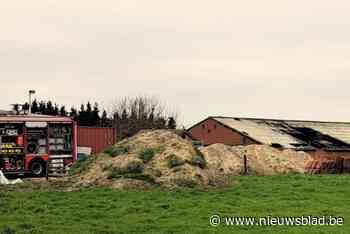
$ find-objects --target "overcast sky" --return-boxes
[1,1,350,126]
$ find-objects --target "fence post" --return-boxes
[243,155,248,175]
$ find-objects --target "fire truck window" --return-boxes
[49,124,72,155]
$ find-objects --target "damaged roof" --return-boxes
[212,117,350,151]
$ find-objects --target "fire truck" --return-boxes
[0,114,77,176]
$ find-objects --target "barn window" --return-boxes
[202,124,205,129]
[208,129,211,133]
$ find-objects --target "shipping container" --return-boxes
[77,127,116,154]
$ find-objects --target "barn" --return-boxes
[188,116,350,159]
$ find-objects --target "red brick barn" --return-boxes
[188,116,350,172]
[188,117,258,146]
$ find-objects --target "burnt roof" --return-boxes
[189,116,350,151]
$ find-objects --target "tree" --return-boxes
[12,104,20,114]
[101,110,109,127]
[70,107,78,121]
[167,117,177,129]
[78,104,87,126]
[46,101,54,115]
[121,109,128,121]
[155,117,167,129]
[60,106,67,116]
[111,96,180,140]
[22,102,30,113]
[10,98,110,127]
[53,104,59,116]
[147,108,155,129]
[85,102,93,126]
[39,101,46,114]
[31,99,39,114]
[92,102,100,126]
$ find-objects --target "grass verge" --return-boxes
[1,175,350,233]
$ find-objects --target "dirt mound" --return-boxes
[73,130,215,189]
[201,144,312,175]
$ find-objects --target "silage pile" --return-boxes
[73,130,215,189]
[201,144,312,175]
[72,130,313,189]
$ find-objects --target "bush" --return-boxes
[168,154,185,168]
[104,145,129,157]
[189,155,207,169]
[138,148,156,163]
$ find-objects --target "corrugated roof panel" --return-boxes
[286,121,350,144]
[214,117,305,148]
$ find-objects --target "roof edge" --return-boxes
[187,117,262,145]
[210,116,350,124]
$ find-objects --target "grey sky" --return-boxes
[1,1,350,126]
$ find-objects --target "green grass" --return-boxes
[1,175,350,233]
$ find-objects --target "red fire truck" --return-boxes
[0,114,77,176]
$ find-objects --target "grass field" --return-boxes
[1,175,350,234]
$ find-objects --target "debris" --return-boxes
[0,170,23,185]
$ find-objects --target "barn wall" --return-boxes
[77,127,117,154]
[189,118,256,146]
[305,150,350,174]
[307,150,350,159]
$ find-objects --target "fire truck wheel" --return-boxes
[30,160,45,176]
